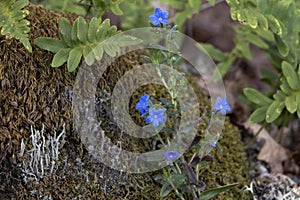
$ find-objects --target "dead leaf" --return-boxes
[244,122,288,173]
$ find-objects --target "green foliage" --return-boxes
[0,0,32,52]
[34,16,141,72]
[226,0,300,63]
[200,0,299,77]
[91,0,125,16]
[159,0,216,28]
[198,0,300,126]
[38,0,87,15]
[244,61,300,123]
[119,0,153,30]
[34,0,126,16]
[199,183,239,200]
[199,25,272,78]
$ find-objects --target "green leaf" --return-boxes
[92,45,104,61]
[88,17,101,43]
[199,183,239,200]
[71,18,79,43]
[67,47,82,72]
[59,18,72,46]
[103,42,117,57]
[285,94,297,113]
[34,37,67,53]
[249,106,268,123]
[188,0,201,12]
[215,55,235,78]
[255,28,274,41]
[96,19,111,41]
[111,3,123,15]
[115,35,142,46]
[197,43,226,62]
[266,100,285,123]
[207,0,216,5]
[140,55,152,63]
[256,13,268,30]
[238,42,252,60]
[51,48,70,67]
[245,11,258,28]
[174,6,192,28]
[171,173,186,188]
[164,0,185,9]
[266,14,282,35]
[0,0,31,52]
[243,88,272,106]
[282,61,300,90]
[160,181,172,198]
[247,33,268,49]
[273,90,286,101]
[280,78,294,95]
[275,35,289,57]
[77,16,88,43]
[140,150,165,162]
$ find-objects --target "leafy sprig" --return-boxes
[34,16,141,72]
[0,0,32,52]
[244,61,300,123]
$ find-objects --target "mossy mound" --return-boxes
[0,4,250,199]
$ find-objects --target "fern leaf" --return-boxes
[34,16,142,72]
[0,0,32,52]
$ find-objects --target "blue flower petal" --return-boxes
[164,151,179,161]
[213,97,231,115]
[146,108,166,127]
[149,8,169,26]
[136,94,150,115]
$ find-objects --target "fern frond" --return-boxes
[34,16,142,72]
[226,0,300,62]
[0,0,32,52]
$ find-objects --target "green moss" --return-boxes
[0,4,250,199]
[200,119,252,199]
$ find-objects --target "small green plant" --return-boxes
[0,0,32,52]
[244,61,300,124]
[134,8,238,199]
[34,16,141,72]
[198,0,300,128]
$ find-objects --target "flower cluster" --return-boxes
[136,94,167,127]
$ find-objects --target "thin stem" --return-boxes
[278,109,288,144]
[245,122,266,147]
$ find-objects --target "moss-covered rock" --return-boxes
[0,4,250,199]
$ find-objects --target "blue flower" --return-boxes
[213,97,231,115]
[209,141,216,148]
[149,8,169,26]
[164,151,179,166]
[146,108,167,127]
[136,94,150,115]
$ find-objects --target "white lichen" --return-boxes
[20,124,66,183]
